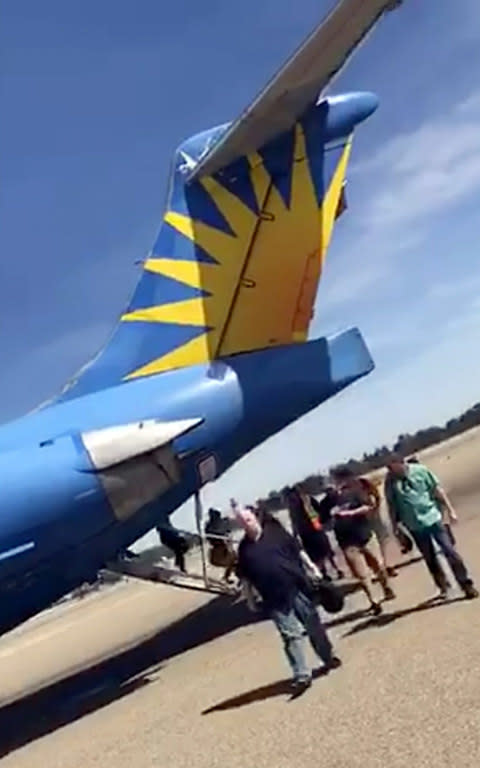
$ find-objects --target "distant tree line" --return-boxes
[256,401,480,513]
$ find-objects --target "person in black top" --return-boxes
[315,485,339,529]
[285,486,344,580]
[331,467,395,616]
[205,508,232,545]
[156,524,189,573]
[205,508,237,583]
[235,505,341,695]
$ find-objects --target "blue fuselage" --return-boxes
[0,91,378,633]
[0,332,372,633]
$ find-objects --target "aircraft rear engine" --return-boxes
[0,418,202,579]
[81,418,202,521]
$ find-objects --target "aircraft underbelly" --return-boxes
[0,435,112,580]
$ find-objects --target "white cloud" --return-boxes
[318,224,427,314]
[360,271,480,359]
[316,259,389,315]
[357,90,480,231]
[319,88,480,316]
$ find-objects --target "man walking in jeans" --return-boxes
[235,506,341,696]
[385,454,478,600]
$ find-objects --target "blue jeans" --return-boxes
[411,522,472,591]
[270,591,333,682]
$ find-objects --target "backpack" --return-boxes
[312,579,344,614]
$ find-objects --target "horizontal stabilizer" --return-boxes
[190,0,402,179]
[82,418,202,471]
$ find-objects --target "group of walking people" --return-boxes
[231,454,478,696]
[153,453,477,697]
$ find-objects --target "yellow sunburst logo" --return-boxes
[122,124,352,379]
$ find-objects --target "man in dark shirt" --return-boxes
[235,506,341,695]
[316,485,338,529]
[205,508,231,544]
[156,524,189,573]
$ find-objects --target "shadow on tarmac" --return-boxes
[0,554,425,757]
[342,594,467,637]
[0,594,255,759]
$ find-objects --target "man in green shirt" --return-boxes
[384,454,478,600]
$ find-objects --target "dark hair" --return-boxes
[331,465,356,481]
[284,486,303,513]
[324,485,338,500]
[257,508,283,529]
[386,452,405,465]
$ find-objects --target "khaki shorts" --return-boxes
[370,512,390,544]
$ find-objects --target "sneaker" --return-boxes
[463,583,479,600]
[324,656,342,672]
[383,586,396,601]
[336,570,345,580]
[370,602,383,616]
[290,677,312,697]
[438,588,449,601]
[387,567,398,578]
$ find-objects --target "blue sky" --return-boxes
[2,0,480,529]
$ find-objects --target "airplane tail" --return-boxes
[57,0,399,403]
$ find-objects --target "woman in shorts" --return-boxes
[355,474,398,577]
[331,467,396,615]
